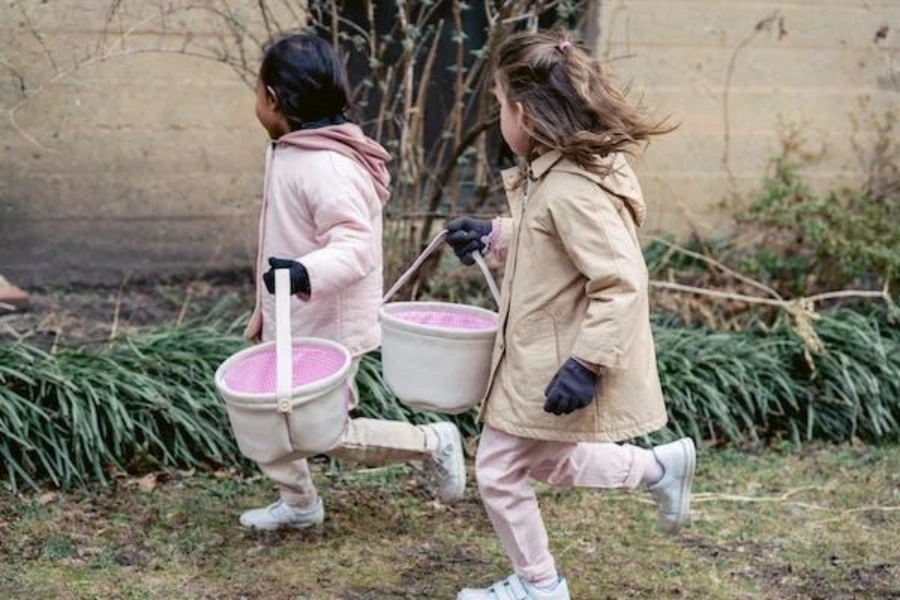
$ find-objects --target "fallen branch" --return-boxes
[109,274,130,341]
[650,281,893,311]
[651,281,784,308]
[650,279,895,363]
[816,505,900,525]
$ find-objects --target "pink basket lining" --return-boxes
[393,309,497,331]
[222,345,346,394]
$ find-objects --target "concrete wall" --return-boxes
[596,0,899,234]
[1,1,898,286]
[0,0,285,286]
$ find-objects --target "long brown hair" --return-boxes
[494,30,675,176]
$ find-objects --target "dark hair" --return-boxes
[494,31,675,176]
[259,33,351,131]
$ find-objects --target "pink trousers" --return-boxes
[476,425,658,585]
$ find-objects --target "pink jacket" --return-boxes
[243,124,391,357]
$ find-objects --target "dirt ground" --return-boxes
[1,447,899,599]
[0,272,255,348]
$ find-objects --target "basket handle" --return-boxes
[382,230,501,307]
[275,268,293,405]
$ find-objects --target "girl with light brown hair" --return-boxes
[445,31,694,600]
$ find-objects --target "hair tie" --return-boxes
[557,40,572,53]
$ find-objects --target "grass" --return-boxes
[0,446,898,599]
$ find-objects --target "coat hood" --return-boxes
[530,151,647,227]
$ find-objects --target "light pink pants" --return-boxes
[476,424,658,585]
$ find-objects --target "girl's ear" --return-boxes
[514,100,528,128]
[265,85,279,108]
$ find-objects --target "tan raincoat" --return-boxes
[482,150,667,443]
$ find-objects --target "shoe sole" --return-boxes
[240,519,324,532]
[672,437,696,533]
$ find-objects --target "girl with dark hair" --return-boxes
[237,33,466,532]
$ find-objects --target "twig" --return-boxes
[580,486,830,511]
[650,281,784,308]
[395,1,416,184]
[842,505,900,516]
[692,485,829,510]
[692,496,828,511]
[0,301,16,312]
[449,0,465,216]
[407,20,445,181]
[8,6,186,152]
[804,289,892,304]
[0,56,27,96]
[2,322,23,340]
[500,12,537,25]
[15,0,58,70]
[109,274,130,340]
[816,505,900,525]
[721,10,781,191]
[50,314,65,355]
[176,283,194,327]
[257,0,274,37]
[698,485,824,500]
[273,0,306,27]
[418,116,499,248]
[651,280,893,311]
[331,1,339,52]
[648,235,783,301]
[374,65,394,144]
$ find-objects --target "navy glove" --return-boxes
[262,257,311,296]
[543,358,598,415]
[446,217,493,265]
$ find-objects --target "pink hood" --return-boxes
[276,123,392,205]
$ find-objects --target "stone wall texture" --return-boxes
[1,1,898,285]
[596,0,898,233]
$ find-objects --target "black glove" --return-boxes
[446,217,493,266]
[262,257,311,296]
[543,358,599,415]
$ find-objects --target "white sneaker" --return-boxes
[239,498,324,531]
[648,437,696,534]
[457,574,570,600]
[425,421,466,503]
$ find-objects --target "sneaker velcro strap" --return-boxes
[500,574,530,600]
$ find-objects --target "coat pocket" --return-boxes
[508,311,561,401]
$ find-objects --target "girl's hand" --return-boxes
[543,358,598,415]
[445,217,493,265]
[263,257,311,296]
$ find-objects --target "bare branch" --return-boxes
[15,0,58,70]
[648,235,784,301]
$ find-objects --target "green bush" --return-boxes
[2,308,898,491]
[737,158,899,297]
[0,323,248,491]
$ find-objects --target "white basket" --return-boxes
[379,232,501,414]
[215,270,351,463]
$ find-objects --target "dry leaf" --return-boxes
[137,473,158,492]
